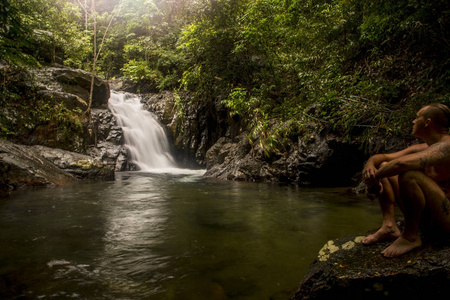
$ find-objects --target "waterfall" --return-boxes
[108,91,177,172]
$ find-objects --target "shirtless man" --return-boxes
[362,103,450,257]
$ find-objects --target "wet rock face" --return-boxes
[142,91,176,126]
[85,109,134,172]
[292,231,450,300]
[31,145,115,181]
[2,66,111,152]
[142,91,365,185]
[88,109,123,146]
[142,92,231,169]
[50,68,110,108]
[0,139,115,196]
[205,133,365,186]
[0,140,75,196]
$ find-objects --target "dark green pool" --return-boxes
[0,171,380,299]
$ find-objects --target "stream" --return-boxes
[0,92,381,299]
[0,174,380,300]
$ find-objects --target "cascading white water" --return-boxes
[108,91,177,172]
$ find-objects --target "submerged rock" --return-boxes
[292,229,450,300]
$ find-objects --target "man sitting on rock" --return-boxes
[362,103,450,257]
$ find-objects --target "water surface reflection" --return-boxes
[0,172,380,299]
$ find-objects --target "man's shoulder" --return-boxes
[430,137,450,149]
[405,143,428,153]
[435,138,450,153]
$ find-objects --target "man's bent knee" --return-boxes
[398,170,426,185]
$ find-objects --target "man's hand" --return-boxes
[363,164,377,182]
[363,163,382,200]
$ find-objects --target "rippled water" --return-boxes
[0,171,380,299]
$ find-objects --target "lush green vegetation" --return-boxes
[1,0,449,153]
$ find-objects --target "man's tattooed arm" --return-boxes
[419,157,428,169]
[417,141,450,168]
[376,140,450,179]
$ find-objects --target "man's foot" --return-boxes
[381,235,422,258]
[362,226,401,245]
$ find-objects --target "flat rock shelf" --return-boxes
[291,226,450,300]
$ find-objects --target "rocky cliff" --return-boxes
[1,65,110,152]
[0,66,116,196]
[142,91,412,187]
[203,133,364,186]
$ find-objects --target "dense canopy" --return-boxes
[1,0,449,153]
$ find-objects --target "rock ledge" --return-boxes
[0,140,114,196]
[292,230,450,299]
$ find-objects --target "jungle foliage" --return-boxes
[1,0,449,153]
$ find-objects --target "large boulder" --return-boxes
[51,68,110,108]
[36,90,87,111]
[0,140,114,197]
[31,67,110,109]
[292,228,450,299]
[0,140,75,196]
[31,145,114,181]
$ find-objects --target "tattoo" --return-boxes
[419,157,427,169]
[418,141,450,168]
[435,142,450,158]
[442,196,450,216]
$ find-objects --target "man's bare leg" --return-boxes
[382,170,439,257]
[363,177,401,245]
